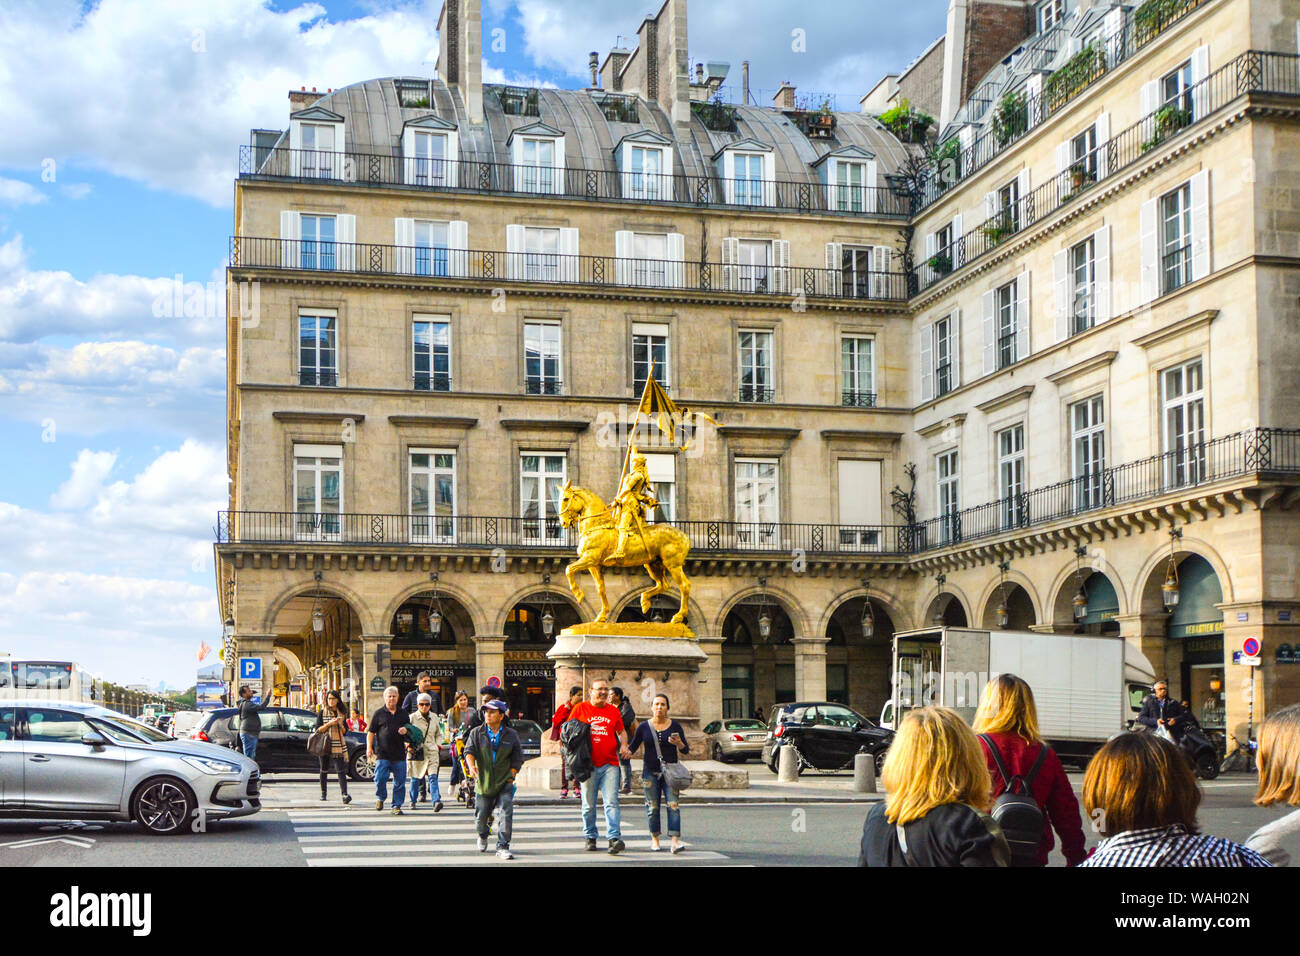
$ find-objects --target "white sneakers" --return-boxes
[496,848,514,860]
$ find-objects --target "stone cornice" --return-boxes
[499,418,590,433]
[1132,309,1219,350]
[716,425,803,440]
[818,429,904,443]
[388,415,478,429]
[974,385,1034,415]
[1046,350,1119,385]
[272,411,365,424]
[917,413,965,438]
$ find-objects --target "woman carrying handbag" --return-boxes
[313,689,352,804]
[628,692,690,853]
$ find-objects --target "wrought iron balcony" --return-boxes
[841,390,877,408]
[238,146,912,218]
[738,385,775,403]
[524,378,563,396]
[229,237,911,302]
[412,373,452,392]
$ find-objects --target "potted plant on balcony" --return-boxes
[981,213,1013,245]
[928,252,953,277]
[879,99,935,145]
[1062,162,1096,201]
[992,91,1028,148]
[1141,103,1194,152]
[931,136,963,192]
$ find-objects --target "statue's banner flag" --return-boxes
[634,372,717,451]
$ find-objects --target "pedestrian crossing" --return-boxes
[287,800,734,866]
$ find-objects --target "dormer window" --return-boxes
[615,130,674,202]
[403,115,459,188]
[812,146,878,213]
[715,141,775,207]
[289,106,345,180]
[508,123,566,195]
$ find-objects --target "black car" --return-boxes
[760,701,893,775]
[192,708,373,780]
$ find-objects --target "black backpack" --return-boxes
[559,719,593,784]
[980,734,1048,867]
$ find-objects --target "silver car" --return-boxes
[703,717,770,763]
[0,699,261,835]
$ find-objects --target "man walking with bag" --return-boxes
[567,679,630,854]
[235,683,275,760]
[463,699,523,860]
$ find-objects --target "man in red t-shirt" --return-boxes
[568,679,630,854]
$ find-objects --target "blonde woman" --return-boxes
[858,707,1010,867]
[972,674,1086,866]
[1247,703,1300,865]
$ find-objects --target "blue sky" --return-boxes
[0,0,945,687]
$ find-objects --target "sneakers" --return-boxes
[319,793,327,801]
[609,838,625,855]
[585,838,598,851]
[496,848,513,860]
[477,836,488,852]
[342,794,352,805]
[375,800,384,811]
[433,801,443,813]
[620,786,632,795]
[391,806,403,816]
[670,841,684,855]
[560,789,569,798]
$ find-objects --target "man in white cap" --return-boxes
[406,692,445,812]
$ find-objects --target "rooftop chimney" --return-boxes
[436,0,483,124]
[589,52,600,88]
[288,87,326,111]
[773,81,796,110]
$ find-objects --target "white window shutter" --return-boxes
[1140,80,1158,118]
[666,232,686,288]
[1140,198,1159,302]
[395,218,415,275]
[951,214,963,265]
[1190,170,1211,281]
[871,246,892,299]
[402,127,417,185]
[985,190,997,221]
[619,142,633,198]
[280,210,300,268]
[1093,226,1112,323]
[506,223,525,280]
[762,153,776,206]
[559,227,580,282]
[865,160,879,213]
[721,237,740,291]
[920,322,935,403]
[950,309,961,388]
[1190,46,1210,119]
[1016,169,1031,222]
[1056,141,1072,175]
[1095,113,1111,178]
[1026,73,1043,127]
[614,230,633,285]
[1053,248,1070,343]
[824,241,843,296]
[336,214,356,271]
[552,135,566,195]
[924,232,937,286]
[288,122,303,176]
[448,220,468,277]
[1014,271,1031,362]
[444,131,459,188]
[333,122,346,179]
[721,154,736,205]
[510,137,525,192]
[982,289,996,375]
[772,239,791,294]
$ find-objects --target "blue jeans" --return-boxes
[374,759,407,808]
[408,764,442,804]
[643,772,681,837]
[476,784,515,849]
[580,763,622,841]
[619,756,634,790]
[239,733,258,759]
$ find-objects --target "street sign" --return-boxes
[369,676,385,692]
[1233,651,1261,667]
[487,676,501,689]
[239,657,262,681]
[1242,637,1261,657]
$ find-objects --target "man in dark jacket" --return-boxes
[1136,681,1186,742]
[611,687,636,794]
[236,683,274,759]
[464,699,524,860]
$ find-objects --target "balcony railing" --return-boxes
[238,146,912,218]
[1162,243,1193,295]
[299,368,337,387]
[229,237,911,302]
[413,373,452,392]
[918,0,1213,210]
[524,378,562,396]
[841,390,877,408]
[217,429,1300,557]
[917,51,1300,292]
[738,385,775,403]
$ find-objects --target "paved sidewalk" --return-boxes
[257,767,884,810]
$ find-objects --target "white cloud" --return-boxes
[51,448,118,510]
[0,234,226,345]
[59,183,93,200]
[0,0,445,206]
[0,177,46,206]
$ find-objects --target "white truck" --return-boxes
[882,627,1156,765]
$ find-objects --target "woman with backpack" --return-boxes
[972,674,1086,867]
[858,707,1010,866]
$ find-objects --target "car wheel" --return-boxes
[131,777,196,836]
[1196,751,1220,780]
[767,757,780,774]
[712,743,727,764]
[349,749,375,782]
[873,749,887,777]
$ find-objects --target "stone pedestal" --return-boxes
[542,625,710,760]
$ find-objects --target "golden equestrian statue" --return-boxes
[557,369,715,633]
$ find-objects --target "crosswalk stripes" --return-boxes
[287,801,733,866]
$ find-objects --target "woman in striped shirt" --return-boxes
[1080,732,1268,867]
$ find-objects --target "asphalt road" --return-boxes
[0,772,1284,867]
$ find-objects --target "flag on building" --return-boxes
[197,640,212,662]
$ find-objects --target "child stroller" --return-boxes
[451,726,475,810]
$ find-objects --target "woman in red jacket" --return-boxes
[972,674,1087,866]
[551,685,583,798]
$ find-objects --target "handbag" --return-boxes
[649,722,693,792]
[307,730,330,758]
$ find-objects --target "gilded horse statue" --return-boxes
[557,481,692,626]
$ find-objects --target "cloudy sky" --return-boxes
[0,0,946,688]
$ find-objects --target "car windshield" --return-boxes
[90,714,173,743]
[512,720,542,734]
[724,719,766,731]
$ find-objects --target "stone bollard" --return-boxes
[853,752,876,793]
[778,743,799,782]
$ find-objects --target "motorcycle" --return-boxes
[1179,724,1220,780]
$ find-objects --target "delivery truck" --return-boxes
[883,627,1156,766]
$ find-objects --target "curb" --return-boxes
[261,794,882,810]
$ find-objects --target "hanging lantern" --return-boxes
[996,562,1010,629]
[1161,558,1181,610]
[427,571,444,639]
[1072,585,1088,621]
[861,601,875,639]
[542,609,555,637]
[1209,675,1222,693]
[758,611,772,640]
[429,608,442,636]
[311,607,324,633]
[996,600,1010,629]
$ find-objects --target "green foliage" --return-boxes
[1044,44,1109,113]
[175,686,197,709]
[928,253,953,276]
[1134,0,1201,47]
[879,98,935,144]
[1141,104,1193,152]
[692,96,737,132]
[992,91,1028,147]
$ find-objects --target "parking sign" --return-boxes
[239,657,262,681]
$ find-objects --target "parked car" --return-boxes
[511,719,543,760]
[193,707,374,780]
[761,701,893,775]
[0,699,260,835]
[170,710,204,739]
[703,718,769,762]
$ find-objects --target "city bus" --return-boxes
[0,657,94,703]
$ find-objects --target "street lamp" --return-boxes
[311,570,325,633]
[860,578,874,639]
[540,573,555,638]
[1162,527,1183,611]
[1072,545,1089,622]
[932,574,947,624]
[428,572,443,638]
[757,577,772,640]
[995,562,1011,629]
